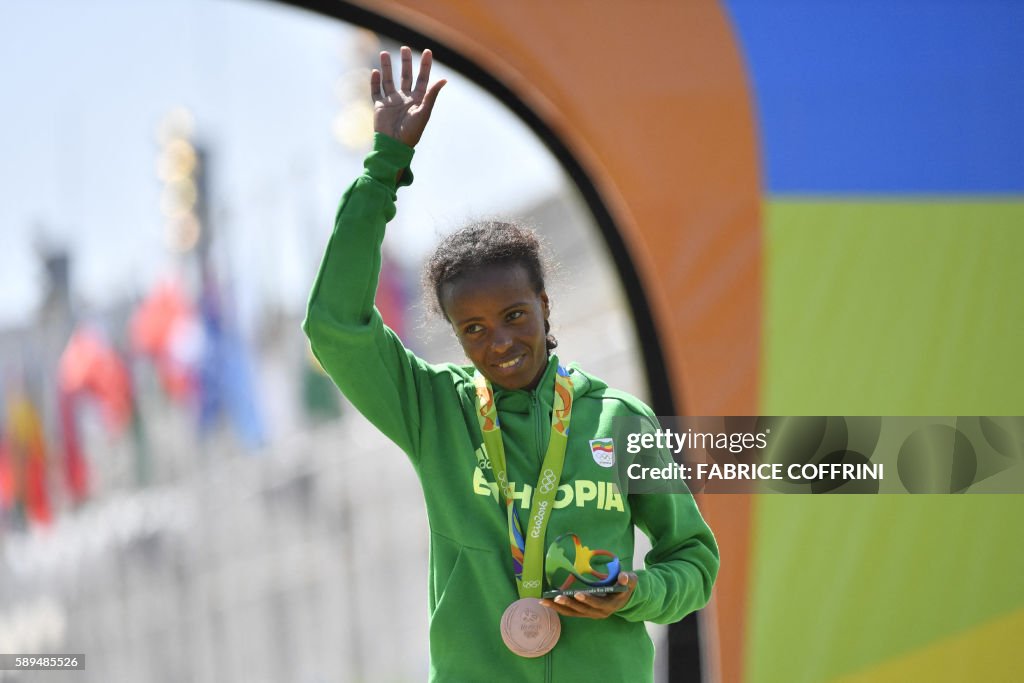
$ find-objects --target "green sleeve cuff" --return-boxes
[365,133,415,189]
[616,571,649,620]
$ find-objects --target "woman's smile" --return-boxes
[495,355,525,370]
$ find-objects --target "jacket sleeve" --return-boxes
[616,489,720,624]
[302,133,432,461]
[615,412,720,624]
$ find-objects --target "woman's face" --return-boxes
[440,263,550,391]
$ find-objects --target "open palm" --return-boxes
[371,46,447,148]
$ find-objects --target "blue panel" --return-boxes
[724,0,1024,193]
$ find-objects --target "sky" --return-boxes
[0,0,564,330]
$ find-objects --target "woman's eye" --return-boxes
[507,310,524,321]
[464,324,483,335]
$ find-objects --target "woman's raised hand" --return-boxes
[371,46,447,148]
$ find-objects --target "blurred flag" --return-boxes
[6,394,52,526]
[58,326,138,501]
[376,248,407,338]
[197,273,265,449]
[302,345,341,423]
[56,390,88,502]
[0,431,14,512]
[130,279,201,400]
[59,327,133,433]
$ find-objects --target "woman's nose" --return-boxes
[491,329,513,353]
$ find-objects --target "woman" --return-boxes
[304,46,718,682]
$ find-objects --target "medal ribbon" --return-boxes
[473,365,574,599]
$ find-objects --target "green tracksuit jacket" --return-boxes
[303,133,719,682]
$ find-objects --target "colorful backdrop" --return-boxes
[731,1,1024,681]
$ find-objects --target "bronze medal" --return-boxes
[500,598,561,657]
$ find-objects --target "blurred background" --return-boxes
[2,1,1023,682]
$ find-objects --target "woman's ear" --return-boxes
[540,292,550,319]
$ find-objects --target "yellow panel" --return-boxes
[832,608,1024,683]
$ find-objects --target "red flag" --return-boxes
[375,249,407,338]
[57,391,89,503]
[130,279,198,399]
[58,327,137,502]
[59,327,133,433]
[0,434,14,510]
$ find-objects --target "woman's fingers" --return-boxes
[370,46,444,145]
[369,69,383,103]
[400,45,413,92]
[420,78,447,116]
[380,47,435,101]
[567,592,615,618]
[538,573,638,620]
[413,48,433,97]
[379,51,396,96]
[540,597,589,618]
[540,592,617,619]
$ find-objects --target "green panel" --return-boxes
[748,496,1024,683]
[763,200,1024,415]
[751,200,1024,683]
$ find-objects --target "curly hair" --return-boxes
[423,220,557,351]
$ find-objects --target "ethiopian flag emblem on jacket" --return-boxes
[589,438,615,468]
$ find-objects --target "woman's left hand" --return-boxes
[539,571,638,619]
